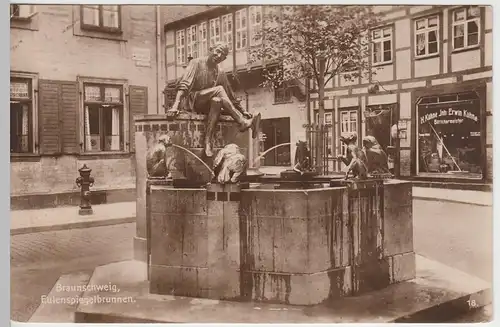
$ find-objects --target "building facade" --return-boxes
[10,4,164,203]
[311,5,493,183]
[164,5,493,183]
[163,6,308,168]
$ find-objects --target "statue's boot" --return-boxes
[226,106,262,139]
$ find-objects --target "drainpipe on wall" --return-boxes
[306,77,311,137]
[156,5,162,114]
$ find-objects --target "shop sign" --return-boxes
[420,107,479,125]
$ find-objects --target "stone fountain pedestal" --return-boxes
[133,112,249,262]
[147,178,415,305]
[74,178,491,323]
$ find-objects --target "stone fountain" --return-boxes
[74,112,491,324]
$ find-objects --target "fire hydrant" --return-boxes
[76,164,95,215]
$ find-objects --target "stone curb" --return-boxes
[413,196,492,207]
[10,216,136,236]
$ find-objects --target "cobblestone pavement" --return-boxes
[11,223,134,322]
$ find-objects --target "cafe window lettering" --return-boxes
[417,92,482,179]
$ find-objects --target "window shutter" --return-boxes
[60,81,79,154]
[38,80,61,155]
[129,85,148,152]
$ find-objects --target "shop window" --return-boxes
[83,83,124,152]
[415,15,439,57]
[452,6,480,51]
[417,92,482,179]
[10,77,34,153]
[81,5,121,32]
[372,26,393,65]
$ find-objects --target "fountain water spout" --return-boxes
[252,142,292,166]
[165,144,215,177]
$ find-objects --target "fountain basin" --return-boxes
[147,179,415,305]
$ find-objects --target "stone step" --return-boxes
[29,271,92,323]
[74,255,492,323]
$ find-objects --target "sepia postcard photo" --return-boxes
[9,2,494,324]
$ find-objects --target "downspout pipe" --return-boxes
[156,5,162,114]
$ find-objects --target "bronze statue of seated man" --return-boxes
[167,42,261,157]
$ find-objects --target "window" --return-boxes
[372,27,392,65]
[198,22,208,57]
[415,15,439,57]
[340,110,358,156]
[10,4,35,19]
[417,92,482,178]
[81,5,120,31]
[315,112,334,157]
[221,14,233,51]
[209,18,221,46]
[187,25,198,59]
[325,113,333,125]
[176,30,186,64]
[235,9,248,50]
[249,6,263,46]
[452,6,480,50]
[314,112,333,124]
[10,78,33,153]
[339,61,359,82]
[274,86,292,103]
[83,84,124,152]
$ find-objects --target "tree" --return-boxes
[250,5,382,172]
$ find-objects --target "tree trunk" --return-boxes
[317,57,326,174]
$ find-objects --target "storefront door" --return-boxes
[365,104,398,152]
[261,117,291,166]
[365,103,398,173]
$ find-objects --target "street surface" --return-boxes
[11,223,134,322]
[10,199,494,322]
[413,199,493,283]
[413,199,493,323]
